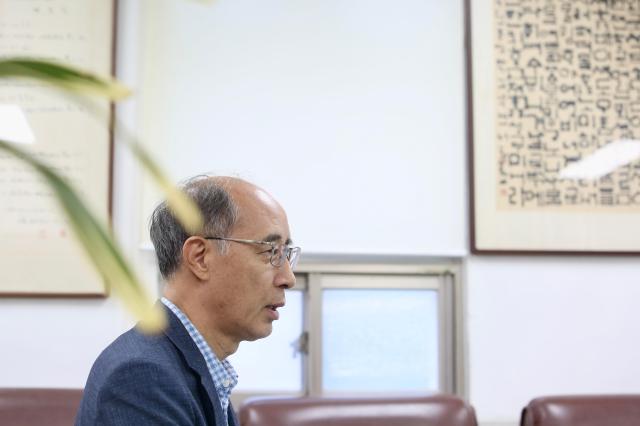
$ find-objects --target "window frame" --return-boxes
[230,257,466,408]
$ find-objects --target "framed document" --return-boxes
[0,0,116,295]
[467,0,640,253]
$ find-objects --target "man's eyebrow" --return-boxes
[262,233,293,245]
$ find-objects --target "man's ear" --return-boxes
[182,236,210,281]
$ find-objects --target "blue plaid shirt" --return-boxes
[161,297,238,424]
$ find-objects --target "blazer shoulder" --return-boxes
[77,311,224,426]
[92,357,198,425]
[97,327,177,366]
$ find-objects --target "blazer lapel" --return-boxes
[228,403,239,426]
[161,303,228,425]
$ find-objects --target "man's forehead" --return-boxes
[224,178,291,241]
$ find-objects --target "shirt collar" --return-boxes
[161,297,238,415]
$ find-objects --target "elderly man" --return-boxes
[76,176,299,425]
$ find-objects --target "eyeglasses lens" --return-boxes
[269,245,300,268]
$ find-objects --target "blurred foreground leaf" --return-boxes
[126,138,203,234]
[0,57,202,235]
[0,58,131,100]
[0,139,166,333]
[0,57,204,329]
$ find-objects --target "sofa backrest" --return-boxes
[239,394,478,426]
[0,388,83,426]
[520,395,640,426]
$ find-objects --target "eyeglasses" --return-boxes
[204,236,301,268]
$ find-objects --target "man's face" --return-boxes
[204,184,296,346]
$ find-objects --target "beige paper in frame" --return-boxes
[0,0,115,295]
[469,0,640,253]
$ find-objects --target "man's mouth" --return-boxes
[265,302,285,320]
[266,302,284,311]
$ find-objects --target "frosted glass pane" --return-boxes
[229,290,303,392]
[322,289,439,392]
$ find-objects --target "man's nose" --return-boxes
[275,260,296,289]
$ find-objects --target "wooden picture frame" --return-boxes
[0,0,116,295]
[467,0,640,254]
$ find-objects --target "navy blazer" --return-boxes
[75,305,238,426]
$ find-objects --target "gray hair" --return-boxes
[149,175,239,279]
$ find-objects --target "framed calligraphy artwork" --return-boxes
[467,0,640,253]
[0,0,115,295]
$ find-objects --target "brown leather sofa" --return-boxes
[239,394,478,426]
[520,395,640,426]
[0,388,83,426]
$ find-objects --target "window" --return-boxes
[229,260,463,407]
[321,285,439,392]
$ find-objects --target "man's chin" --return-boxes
[245,326,273,342]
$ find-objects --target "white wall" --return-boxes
[2,1,640,426]
[136,0,467,256]
[467,256,640,424]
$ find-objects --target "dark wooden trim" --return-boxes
[108,0,118,228]
[96,0,118,298]
[464,0,479,254]
[0,292,107,299]
[470,248,640,256]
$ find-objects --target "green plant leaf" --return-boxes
[82,105,205,235]
[126,137,204,234]
[0,57,202,235]
[0,58,131,100]
[0,56,204,327]
[0,138,166,333]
